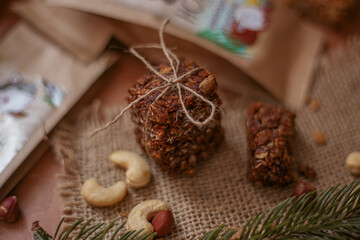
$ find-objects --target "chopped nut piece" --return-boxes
[255,160,266,168]
[298,164,317,179]
[199,75,216,95]
[119,212,127,218]
[308,99,319,111]
[159,66,172,74]
[254,149,268,159]
[313,130,326,145]
[345,151,360,176]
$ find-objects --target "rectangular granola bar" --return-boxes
[246,102,297,185]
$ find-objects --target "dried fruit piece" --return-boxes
[298,164,317,179]
[293,181,316,203]
[345,151,360,176]
[0,196,19,223]
[313,130,326,145]
[151,210,175,237]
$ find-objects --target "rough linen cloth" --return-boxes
[54,43,360,239]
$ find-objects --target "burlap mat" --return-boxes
[54,42,360,239]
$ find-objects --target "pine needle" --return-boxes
[54,217,65,239]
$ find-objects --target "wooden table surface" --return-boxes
[0,1,358,239]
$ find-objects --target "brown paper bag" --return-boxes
[0,22,112,198]
[13,2,115,62]
[14,0,323,106]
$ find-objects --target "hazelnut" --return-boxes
[150,210,174,237]
[313,130,326,145]
[345,151,360,176]
[0,196,19,223]
[293,182,316,202]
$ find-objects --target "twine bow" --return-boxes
[91,19,216,136]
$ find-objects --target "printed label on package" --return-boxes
[107,0,271,57]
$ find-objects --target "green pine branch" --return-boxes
[199,181,360,240]
[32,181,360,240]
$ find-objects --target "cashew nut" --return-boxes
[81,178,127,207]
[109,151,151,188]
[126,200,168,237]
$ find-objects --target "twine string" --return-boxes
[131,44,180,73]
[91,19,216,136]
[158,20,177,79]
